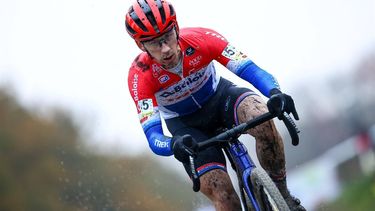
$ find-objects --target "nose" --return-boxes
[160,42,171,53]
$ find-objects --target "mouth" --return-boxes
[163,54,174,61]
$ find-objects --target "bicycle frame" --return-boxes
[187,111,300,210]
[225,139,262,211]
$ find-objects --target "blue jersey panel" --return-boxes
[142,116,173,156]
[236,61,280,97]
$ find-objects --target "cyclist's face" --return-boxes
[141,28,180,69]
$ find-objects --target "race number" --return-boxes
[222,44,246,61]
[138,99,153,118]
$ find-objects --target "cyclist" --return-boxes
[125,0,305,210]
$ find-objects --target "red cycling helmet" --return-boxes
[125,0,179,42]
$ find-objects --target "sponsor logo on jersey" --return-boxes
[152,64,162,78]
[158,75,170,83]
[159,71,205,98]
[154,139,170,148]
[205,31,226,41]
[189,55,202,67]
[132,74,139,101]
[185,47,195,56]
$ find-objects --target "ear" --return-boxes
[135,40,146,51]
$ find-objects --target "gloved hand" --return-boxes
[267,88,299,120]
[172,134,198,163]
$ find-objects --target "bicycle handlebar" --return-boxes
[188,111,300,192]
[281,112,300,146]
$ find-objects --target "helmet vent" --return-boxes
[125,22,136,35]
[155,0,166,24]
[125,0,177,40]
[168,4,175,16]
[139,0,159,33]
[129,6,149,32]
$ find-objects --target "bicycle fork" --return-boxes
[226,140,262,211]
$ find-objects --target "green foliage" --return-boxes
[0,88,197,211]
[318,172,375,211]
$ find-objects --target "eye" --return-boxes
[149,40,159,46]
[165,33,173,41]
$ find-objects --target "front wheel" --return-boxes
[249,168,290,211]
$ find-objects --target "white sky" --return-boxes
[1,0,375,156]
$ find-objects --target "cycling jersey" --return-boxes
[165,78,258,177]
[127,27,280,156]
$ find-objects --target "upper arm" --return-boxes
[195,28,279,97]
[128,66,173,156]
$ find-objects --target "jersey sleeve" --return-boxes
[128,59,173,156]
[201,28,280,97]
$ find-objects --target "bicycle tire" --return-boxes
[242,188,255,211]
[249,168,290,211]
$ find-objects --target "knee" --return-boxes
[200,170,239,205]
[236,96,280,138]
[236,95,268,124]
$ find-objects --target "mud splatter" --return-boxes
[199,169,242,211]
[236,95,286,179]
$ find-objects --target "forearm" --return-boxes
[144,122,173,156]
[237,60,280,97]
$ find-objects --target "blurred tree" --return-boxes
[0,88,197,211]
[284,50,375,169]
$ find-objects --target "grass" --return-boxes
[317,171,375,211]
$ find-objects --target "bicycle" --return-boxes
[184,111,300,211]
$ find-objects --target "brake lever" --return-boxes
[281,112,300,146]
[189,156,200,192]
[184,147,196,158]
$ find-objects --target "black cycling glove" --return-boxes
[267,88,299,120]
[172,134,198,163]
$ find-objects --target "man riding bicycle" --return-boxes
[125,0,305,210]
